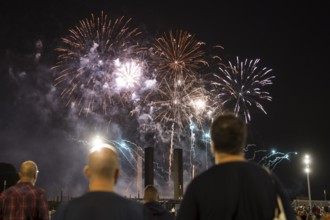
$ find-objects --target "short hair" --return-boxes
[210,112,247,154]
[144,185,158,202]
[88,144,119,179]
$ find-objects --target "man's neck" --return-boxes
[18,178,35,185]
[214,152,245,165]
[89,178,115,192]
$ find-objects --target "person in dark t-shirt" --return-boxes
[143,185,174,220]
[176,112,295,220]
[52,144,148,220]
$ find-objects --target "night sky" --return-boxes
[1,1,329,200]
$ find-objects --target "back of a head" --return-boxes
[210,112,247,154]
[144,185,159,202]
[88,144,119,179]
[19,160,38,179]
[0,163,19,192]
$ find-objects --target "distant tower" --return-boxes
[136,151,143,198]
[144,147,154,187]
[173,148,183,199]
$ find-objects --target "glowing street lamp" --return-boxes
[304,154,312,210]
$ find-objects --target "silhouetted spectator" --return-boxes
[53,144,149,220]
[176,112,295,220]
[0,160,49,220]
[0,162,19,193]
[143,185,173,220]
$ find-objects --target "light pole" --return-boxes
[304,154,312,210]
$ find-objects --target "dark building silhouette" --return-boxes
[144,147,184,200]
[173,148,183,199]
[0,162,19,193]
[144,147,154,187]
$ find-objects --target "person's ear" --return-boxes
[83,166,90,178]
[210,141,215,156]
[114,168,120,185]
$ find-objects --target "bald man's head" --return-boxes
[87,144,119,180]
[19,160,38,184]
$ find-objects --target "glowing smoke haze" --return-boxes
[0,11,296,200]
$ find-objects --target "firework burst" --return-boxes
[147,30,210,182]
[148,77,210,182]
[211,56,274,122]
[150,78,210,129]
[150,30,208,84]
[52,11,144,115]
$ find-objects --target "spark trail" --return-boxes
[258,150,298,170]
[211,56,274,122]
[88,135,171,183]
[244,144,298,170]
[148,78,210,181]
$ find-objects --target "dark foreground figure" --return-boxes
[0,160,49,220]
[143,185,174,220]
[52,144,148,220]
[176,112,295,220]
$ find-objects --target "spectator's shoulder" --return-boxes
[126,197,143,208]
[52,201,71,220]
[35,187,47,194]
[0,186,14,197]
[124,198,145,215]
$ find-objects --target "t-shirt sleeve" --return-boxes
[176,182,198,220]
